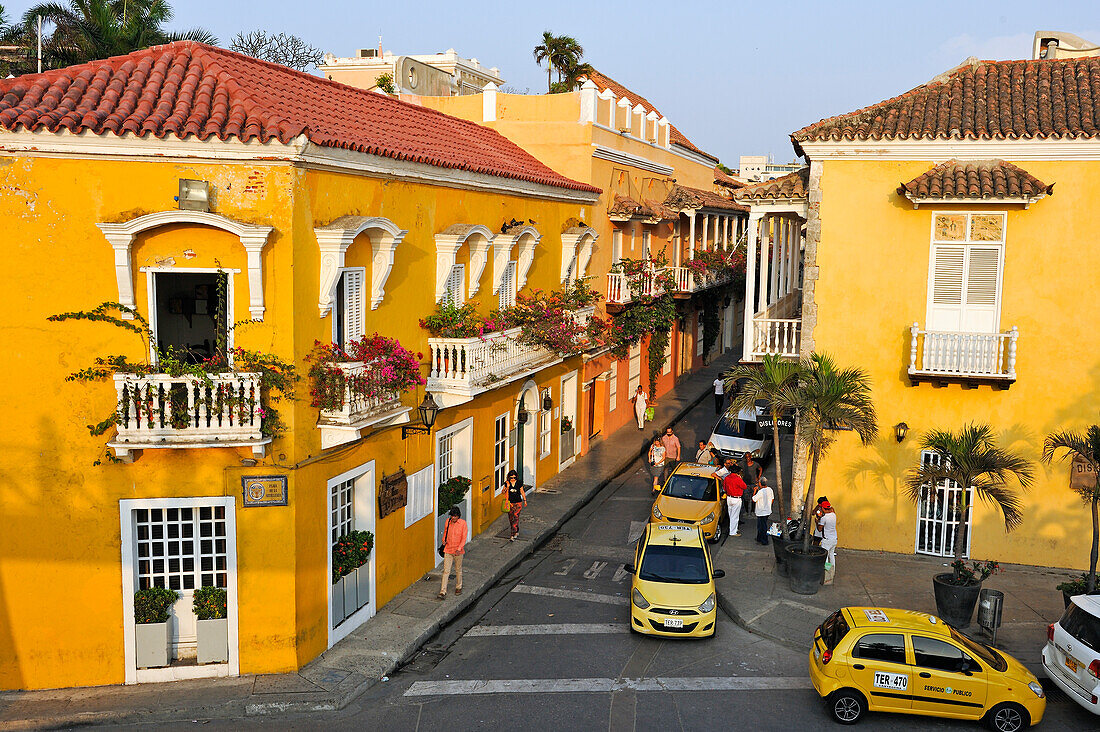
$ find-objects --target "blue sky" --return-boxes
[9,1,1100,166]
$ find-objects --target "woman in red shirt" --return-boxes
[438,506,467,600]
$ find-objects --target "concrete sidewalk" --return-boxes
[0,352,739,730]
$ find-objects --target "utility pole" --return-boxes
[37,15,42,73]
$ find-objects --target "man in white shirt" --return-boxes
[752,477,774,546]
[712,377,725,414]
[818,500,838,584]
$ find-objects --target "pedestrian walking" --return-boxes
[647,435,667,493]
[818,499,838,585]
[740,452,762,527]
[505,469,527,542]
[631,386,649,430]
[708,443,722,467]
[660,426,682,470]
[712,376,725,414]
[437,506,467,600]
[753,477,774,546]
[694,440,711,465]
[722,466,747,537]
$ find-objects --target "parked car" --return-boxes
[625,522,724,638]
[650,463,727,543]
[708,399,775,465]
[1043,594,1100,715]
[810,606,1045,729]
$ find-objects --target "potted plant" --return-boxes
[725,355,802,576]
[930,559,1001,628]
[193,586,229,664]
[906,424,1033,627]
[134,586,179,668]
[783,354,877,595]
[1043,426,1100,603]
[438,476,472,516]
[1055,573,1099,608]
[332,530,374,624]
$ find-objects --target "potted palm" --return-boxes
[193,586,228,664]
[725,354,802,576]
[905,424,1033,628]
[1043,425,1100,605]
[134,586,179,668]
[784,354,877,594]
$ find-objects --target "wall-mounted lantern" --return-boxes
[894,422,909,443]
[402,393,440,439]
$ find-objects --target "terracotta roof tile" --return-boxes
[713,167,744,189]
[664,184,748,213]
[897,159,1053,201]
[731,168,809,202]
[0,42,599,194]
[580,69,718,162]
[792,57,1100,153]
[607,193,679,221]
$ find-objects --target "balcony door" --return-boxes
[148,270,230,365]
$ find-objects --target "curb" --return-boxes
[715,590,808,653]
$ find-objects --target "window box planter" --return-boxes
[135,621,171,668]
[332,565,371,626]
[196,618,229,664]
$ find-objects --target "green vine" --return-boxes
[701,293,721,360]
[647,326,671,394]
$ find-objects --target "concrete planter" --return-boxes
[785,544,827,595]
[932,573,981,629]
[332,565,371,627]
[135,621,171,668]
[196,618,228,664]
[331,578,345,626]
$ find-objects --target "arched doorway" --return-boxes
[515,380,540,490]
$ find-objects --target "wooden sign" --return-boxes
[378,468,408,519]
[1071,454,1099,493]
[242,475,288,506]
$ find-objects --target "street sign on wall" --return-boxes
[1071,453,1099,493]
[242,475,289,506]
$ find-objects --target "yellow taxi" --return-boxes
[650,462,727,543]
[810,607,1045,730]
[626,522,724,638]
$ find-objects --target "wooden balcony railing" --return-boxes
[750,318,801,359]
[909,324,1018,385]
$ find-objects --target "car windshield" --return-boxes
[639,544,709,584]
[663,475,717,501]
[948,627,1007,671]
[712,415,740,437]
[1059,603,1100,653]
[819,610,851,650]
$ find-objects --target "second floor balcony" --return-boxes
[908,324,1018,387]
[426,327,559,406]
[668,266,736,296]
[750,318,801,360]
[317,361,413,448]
[606,269,665,307]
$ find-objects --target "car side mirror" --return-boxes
[713,569,726,579]
[623,564,634,574]
[959,661,971,675]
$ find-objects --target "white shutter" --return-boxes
[662,333,672,375]
[405,465,433,527]
[499,261,516,310]
[611,230,622,263]
[608,362,618,411]
[445,264,465,306]
[342,268,365,344]
[628,345,641,392]
[961,246,1001,332]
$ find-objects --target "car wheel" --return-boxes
[829,689,865,725]
[986,703,1028,732]
[709,517,725,544]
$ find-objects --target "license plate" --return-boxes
[1066,656,1079,673]
[663,618,684,628]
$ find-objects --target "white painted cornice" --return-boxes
[560,226,599,283]
[800,138,1100,161]
[314,215,408,316]
[904,194,1047,209]
[591,144,674,175]
[434,225,496,301]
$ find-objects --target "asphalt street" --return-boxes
[125,397,1096,731]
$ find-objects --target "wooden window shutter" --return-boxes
[965,246,1000,308]
[931,246,964,306]
[342,269,365,344]
[445,264,465,306]
[499,261,516,310]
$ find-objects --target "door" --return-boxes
[915,451,972,558]
[586,379,598,438]
[516,393,537,489]
[909,635,987,717]
[560,373,578,465]
[329,464,377,644]
[847,632,912,713]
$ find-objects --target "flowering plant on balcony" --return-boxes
[419,299,508,338]
[307,335,424,412]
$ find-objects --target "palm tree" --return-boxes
[786,353,878,552]
[725,354,802,539]
[532,31,558,93]
[533,32,585,93]
[905,424,1033,566]
[1043,426,1100,592]
[21,0,216,69]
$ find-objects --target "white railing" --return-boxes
[427,327,555,397]
[606,269,665,305]
[909,324,1018,380]
[112,372,263,448]
[669,266,736,295]
[752,318,801,359]
[569,305,597,331]
[670,266,694,293]
[318,361,407,428]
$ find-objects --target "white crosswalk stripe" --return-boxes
[510,584,628,606]
[466,623,629,637]
[404,676,814,696]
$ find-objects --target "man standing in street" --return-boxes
[753,477,774,546]
[740,452,762,529]
[694,440,711,464]
[661,426,682,471]
[712,376,725,414]
[818,499,838,585]
[722,464,747,537]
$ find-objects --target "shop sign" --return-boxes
[1071,454,1099,493]
[378,468,408,519]
[757,414,795,433]
[242,475,289,506]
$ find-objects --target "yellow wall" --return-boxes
[809,159,1100,569]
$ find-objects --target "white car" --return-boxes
[708,399,774,465]
[1043,594,1100,714]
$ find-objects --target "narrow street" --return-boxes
[132,393,1093,731]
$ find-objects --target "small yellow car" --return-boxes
[810,607,1045,730]
[650,462,727,543]
[626,522,724,638]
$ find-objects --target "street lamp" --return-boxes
[894,422,909,443]
[402,393,439,439]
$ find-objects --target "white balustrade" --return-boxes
[607,269,665,304]
[318,361,407,428]
[909,324,1018,380]
[670,266,694,293]
[607,272,629,304]
[569,306,597,331]
[427,327,555,398]
[751,318,801,358]
[112,372,264,450]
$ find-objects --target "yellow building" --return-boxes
[735,55,1099,569]
[0,42,600,690]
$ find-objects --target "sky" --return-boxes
[8,1,1100,166]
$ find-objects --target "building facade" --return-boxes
[319,48,504,96]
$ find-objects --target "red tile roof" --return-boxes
[580,69,718,162]
[732,168,809,202]
[713,167,745,189]
[0,41,599,194]
[792,56,1100,154]
[607,193,678,221]
[664,184,748,213]
[897,159,1053,201]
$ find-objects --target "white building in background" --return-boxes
[1032,31,1100,59]
[738,155,804,183]
[319,48,504,96]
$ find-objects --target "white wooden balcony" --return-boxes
[108,373,269,460]
[569,305,597,330]
[750,318,801,360]
[427,327,559,407]
[318,361,412,449]
[909,324,1018,386]
[606,269,665,305]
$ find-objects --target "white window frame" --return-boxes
[405,464,434,528]
[696,316,704,356]
[142,267,237,367]
[608,361,618,411]
[662,332,673,375]
[494,412,510,495]
[327,460,377,645]
[914,450,973,558]
[642,230,651,260]
[925,212,1005,334]
[332,266,366,348]
[539,389,552,458]
[611,229,623,264]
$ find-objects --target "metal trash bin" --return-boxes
[977,588,1004,645]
